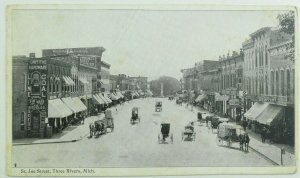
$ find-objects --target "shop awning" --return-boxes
[116,91,124,98]
[62,76,75,86]
[72,97,87,112]
[79,77,89,84]
[103,93,112,103]
[48,99,73,118]
[109,93,118,100]
[61,97,78,113]
[99,79,110,85]
[195,94,207,102]
[98,93,109,104]
[244,102,269,120]
[255,104,283,125]
[92,94,105,105]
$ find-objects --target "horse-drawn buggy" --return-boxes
[93,109,114,137]
[216,123,244,147]
[158,123,173,144]
[210,116,229,133]
[181,122,196,141]
[155,101,162,112]
[130,107,140,124]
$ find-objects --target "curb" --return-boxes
[248,146,280,166]
[12,132,89,146]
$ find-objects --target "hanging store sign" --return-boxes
[229,98,240,106]
[259,95,277,103]
[27,59,48,133]
[215,94,229,101]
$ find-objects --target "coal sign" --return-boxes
[27,59,48,136]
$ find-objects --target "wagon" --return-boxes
[131,107,140,124]
[94,109,114,136]
[216,123,244,147]
[210,117,229,133]
[158,123,173,144]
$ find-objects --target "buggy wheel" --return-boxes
[181,132,184,141]
[216,136,222,146]
[158,134,160,144]
[171,134,173,144]
[194,133,196,141]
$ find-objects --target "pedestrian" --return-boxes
[89,123,94,138]
[244,133,250,151]
[261,126,266,143]
[236,114,241,124]
[238,133,244,150]
[242,119,248,131]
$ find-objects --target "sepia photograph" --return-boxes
[6,3,297,176]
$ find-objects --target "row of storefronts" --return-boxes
[12,47,152,139]
[182,27,295,145]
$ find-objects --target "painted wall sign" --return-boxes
[78,55,97,68]
[27,59,48,134]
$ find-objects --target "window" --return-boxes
[271,71,274,95]
[281,70,285,96]
[23,73,27,92]
[265,75,268,95]
[276,71,279,95]
[20,112,25,131]
[265,46,268,65]
[287,70,290,95]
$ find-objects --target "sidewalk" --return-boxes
[186,103,295,166]
[13,103,126,146]
[13,114,104,146]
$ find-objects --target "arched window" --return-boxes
[281,70,285,96]
[265,75,268,95]
[287,69,290,96]
[265,45,268,65]
[276,71,279,95]
[271,71,274,95]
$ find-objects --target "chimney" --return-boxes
[29,53,35,58]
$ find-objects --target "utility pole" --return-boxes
[161,83,163,97]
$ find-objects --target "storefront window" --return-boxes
[20,112,25,131]
[281,70,285,96]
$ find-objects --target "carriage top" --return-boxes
[105,109,113,119]
[132,107,139,111]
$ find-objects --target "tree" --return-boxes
[277,11,295,61]
[149,76,181,96]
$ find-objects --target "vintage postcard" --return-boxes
[6,4,298,176]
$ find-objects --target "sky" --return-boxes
[11,9,286,81]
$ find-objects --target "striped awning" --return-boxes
[255,104,283,125]
[72,97,87,112]
[48,99,73,118]
[244,102,269,120]
[92,94,105,105]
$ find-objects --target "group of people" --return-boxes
[238,133,250,151]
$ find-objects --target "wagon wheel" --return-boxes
[139,117,140,124]
[193,133,196,141]
[216,136,222,146]
[181,132,184,141]
[170,133,173,144]
[111,125,114,132]
[158,134,161,144]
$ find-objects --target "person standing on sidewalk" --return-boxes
[242,119,248,131]
[261,126,266,143]
[238,133,244,150]
[244,133,250,152]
